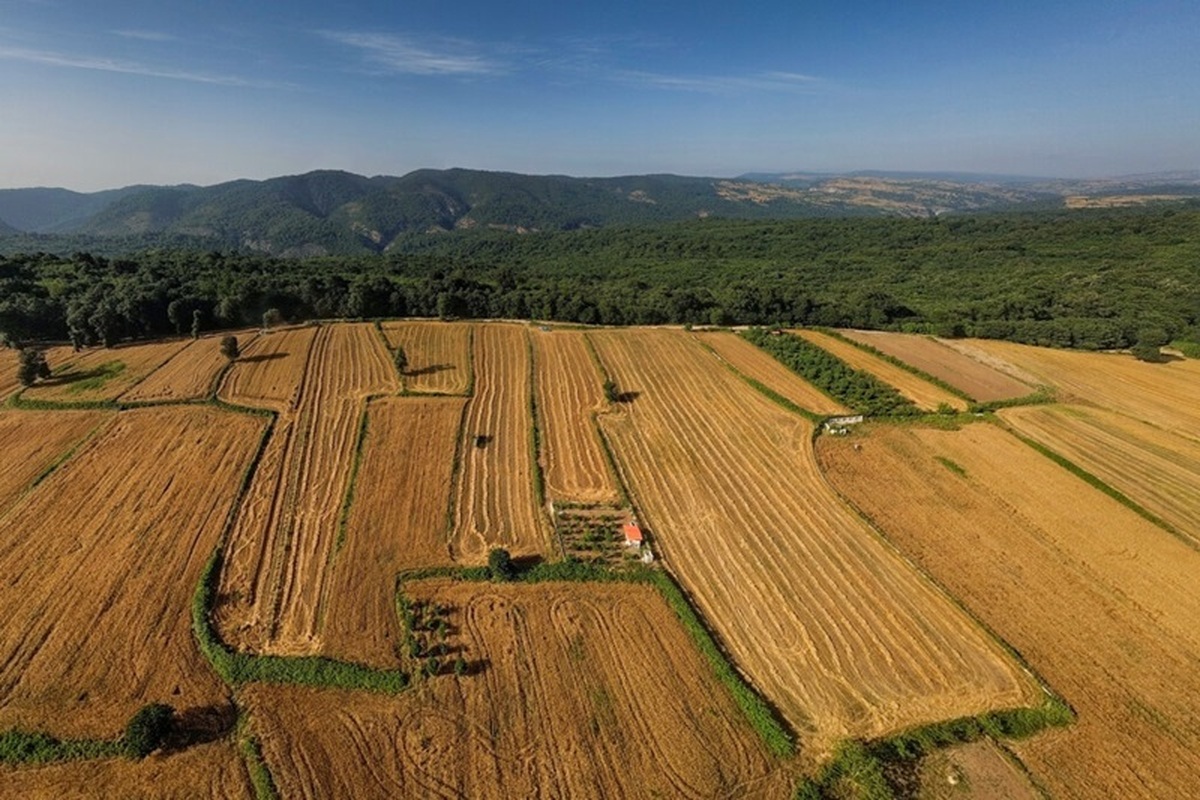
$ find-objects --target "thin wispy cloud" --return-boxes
[0,44,286,88]
[111,29,177,43]
[612,69,823,94]
[320,31,507,76]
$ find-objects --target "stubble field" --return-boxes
[244,580,791,799]
[591,328,1033,747]
[121,330,259,404]
[694,330,851,414]
[21,338,190,404]
[380,321,473,395]
[0,410,108,512]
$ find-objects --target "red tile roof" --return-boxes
[623,523,643,543]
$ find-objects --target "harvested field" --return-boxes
[694,331,850,415]
[217,324,399,656]
[21,339,190,404]
[0,406,264,739]
[245,580,790,799]
[915,740,1038,800]
[818,422,1200,798]
[0,410,108,514]
[121,330,259,403]
[531,329,620,505]
[1002,404,1200,544]
[839,329,1032,402]
[218,326,318,411]
[791,329,968,411]
[590,329,1033,746]
[0,348,20,399]
[381,322,472,395]
[450,324,549,563]
[322,396,466,667]
[942,338,1200,432]
[0,740,253,799]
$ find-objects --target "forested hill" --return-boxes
[1,205,1197,353]
[3,168,1199,258]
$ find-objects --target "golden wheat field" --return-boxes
[3,320,1198,798]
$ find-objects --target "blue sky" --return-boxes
[0,0,1197,190]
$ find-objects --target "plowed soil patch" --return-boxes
[0,406,264,739]
[818,422,1200,798]
[451,324,548,563]
[0,741,253,799]
[381,322,472,395]
[1002,404,1200,544]
[217,324,398,657]
[122,330,259,403]
[591,328,1032,746]
[941,338,1200,431]
[695,331,849,414]
[791,329,967,411]
[0,410,108,514]
[219,326,318,411]
[244,581,789,799]
[322,396,465,667]
[532,329,619,505]
[22,339,190,404]
[839,329,1031,402]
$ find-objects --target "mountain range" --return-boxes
[1,168,1197,257]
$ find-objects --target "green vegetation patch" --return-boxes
[64,360,125,395]
[934,456,967,477]
[0,730,123,765]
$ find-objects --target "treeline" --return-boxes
[741,329,919,416]
[1,205,1197,349]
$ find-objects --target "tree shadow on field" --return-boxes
[614,390,640,403]
[162,703,237,752]
[406,363,454,377]
[238,352,288,364]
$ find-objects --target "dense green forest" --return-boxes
[1,206,1197,350]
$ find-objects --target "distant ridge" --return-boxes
[1,167,1198,257]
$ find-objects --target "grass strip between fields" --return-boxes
[236,717,280,800]
[1003,423,1188,546]
[0,730,124,766]
[333,401,372,556]
[396,559,796,758]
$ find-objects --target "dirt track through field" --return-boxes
[694,331,850,414]
[1002,404,1200,544]
[450,324,549,563]
[791,329,967,411]
[0,407,264,739]
[0,740,253,799]
[839,329,1032,402]
[819,422,1200,798]
[531,329,620,505]
[122,330,259,403]
[217,323,398,656]
[0,410,108,515]
[590,328,1033,747]
[381,322,472,395]
[322,396,465,666]
[245,581,790,799]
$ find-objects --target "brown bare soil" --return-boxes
[791,329,968,411]
[21,339,190,404]
[694,331,850,414]
[1002,404,1200,544]
[0,406,264,739]
[839,329,1032,402]
[322,396,465,667]
[916,740,1039,800]
[217,323,398,656]
[381,321,473,395]
[818,422,1200,798]
[0,741,253,799]
[450,324,549,563]
[941,338,1200,432]
[244,580,791,799]
[590,328,1034,748]
[531,329,620,505]
[122,330,259,403]
[0,410,108,514]
[218,326,318,411]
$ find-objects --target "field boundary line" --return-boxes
[525,327,558,558]
[817,327,976,404]
[691,332,824,423]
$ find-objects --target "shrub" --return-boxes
[488,547,516,581]
[220,336,240,361]
[124,703,174,759]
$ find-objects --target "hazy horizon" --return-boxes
[1,1,1197,192]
